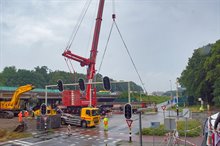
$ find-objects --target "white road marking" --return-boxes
[9,140,33,146]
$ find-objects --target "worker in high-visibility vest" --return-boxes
[103,115,109,131]
[24,111,29,118]
[18,111,23,123]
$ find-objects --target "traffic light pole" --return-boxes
[45,85,57,106]
[45,80,132,107]
[139,111,143,146]
[128,81,131,104]
[129,127,132,142]
[137,108,147,146]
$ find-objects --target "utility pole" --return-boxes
[169,80,173,98]
[176,78,179,106]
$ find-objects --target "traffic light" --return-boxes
[41,103,47,115]
[78,78,85,91]
[103,76,111,91]
[57,79,64,92]
[124,103,132,119]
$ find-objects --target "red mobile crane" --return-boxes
[62,0,105,107]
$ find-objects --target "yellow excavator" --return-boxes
[0,84,34,118]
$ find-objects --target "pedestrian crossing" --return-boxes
[58,130,122,146]
[1,128,122,146]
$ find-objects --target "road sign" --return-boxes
[183,108,190,118]
[43,116,47,122]
[161,105,166,111]
[164,118,176,130]
[151,122,160,128]
[126,119,133,128]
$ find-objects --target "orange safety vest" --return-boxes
[18,112,23,122]
[24,111,29,117]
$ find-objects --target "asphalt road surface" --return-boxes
[1,102,178,146]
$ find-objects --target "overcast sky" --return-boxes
[1,0,220,93]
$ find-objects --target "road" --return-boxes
[1,102,179,146]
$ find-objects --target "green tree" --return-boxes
[0,66,17,86]
[179,40,220,105]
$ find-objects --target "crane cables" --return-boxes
[64,0,92,51]
[63,0,92,76]
[97,0,147,94]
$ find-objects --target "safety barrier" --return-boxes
[36,114,61,130]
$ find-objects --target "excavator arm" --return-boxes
[0,84,35,110]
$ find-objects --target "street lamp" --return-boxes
[169,80,173,98]
[176,78,179,106]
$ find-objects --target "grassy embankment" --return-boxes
[140,119,202,137]
[0,129,32,142]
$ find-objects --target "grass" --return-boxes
[140,119,202,137]
[0,129,32,142]
[141,95,170,104]
[168,104,205,112]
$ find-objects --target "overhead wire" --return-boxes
[97,0,147,93]
[97,21,114,74]
[64,0,92,51]
[113,21,147,94]
[63,0,92,77]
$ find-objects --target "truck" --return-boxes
[60,107,100,128]
[0,84,34,118]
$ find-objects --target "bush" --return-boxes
[141,119,202,137]
[141,125,168,136]
[177,120,202,137]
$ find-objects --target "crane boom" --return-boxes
[62,0,105,102]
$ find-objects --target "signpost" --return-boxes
[124,103,133,142]
[40,103,47,131]
[136,108,147,146]
[126,119,133,142]
[151,122,160,146]
[161,105,166,119]
[182,108,190,146]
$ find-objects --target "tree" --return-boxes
[213,77,220,107]
[179,40,220,105]
[0,66,143,92]
[0,66,17,86]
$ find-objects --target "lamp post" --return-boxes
[176,78,179,106]
[169,80,173,100]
